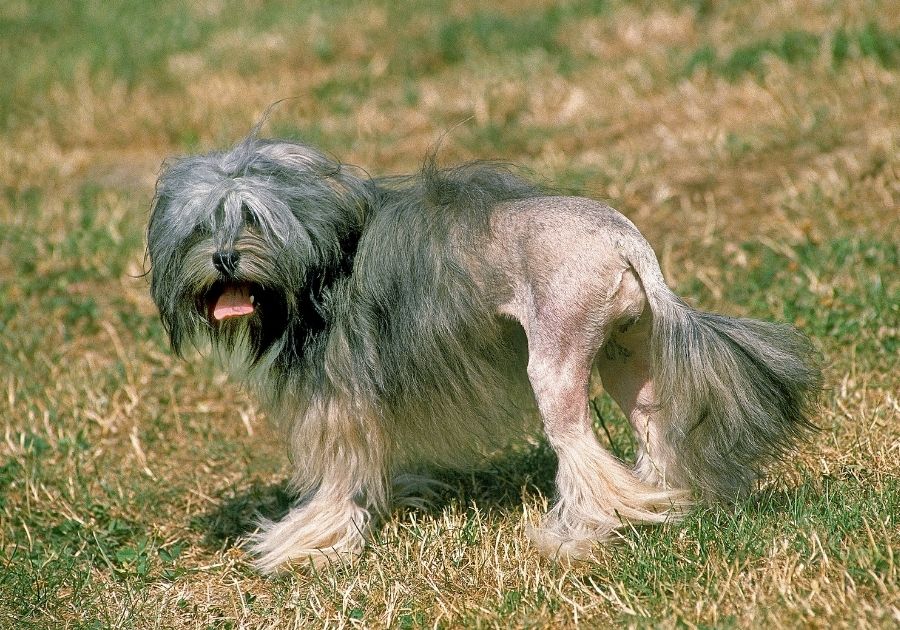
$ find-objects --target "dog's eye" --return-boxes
[183,224,211,249]
[242,205,259,229]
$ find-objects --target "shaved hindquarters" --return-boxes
[482,199,688,558]
[519,268,679,559]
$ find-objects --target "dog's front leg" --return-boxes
[524,329,681,560]
[249,397,387,574]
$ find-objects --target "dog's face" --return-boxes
[147,138,369,367]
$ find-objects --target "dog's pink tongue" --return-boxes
[213,285,254,320]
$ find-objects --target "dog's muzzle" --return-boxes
[212,249,241,276]
[207,249,258,321]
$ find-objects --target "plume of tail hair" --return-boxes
[632,255,822,499]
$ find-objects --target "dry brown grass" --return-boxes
[0,1,897,627]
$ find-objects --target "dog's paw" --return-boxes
[248,499,370,574]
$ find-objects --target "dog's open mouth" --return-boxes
[209,282,257,321]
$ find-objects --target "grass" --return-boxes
[683,24,900,80]
[0,0,898,627]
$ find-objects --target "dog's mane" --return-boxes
[300,154,545,454]
[264,148,548,456]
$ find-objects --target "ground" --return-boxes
[0,1,897,627]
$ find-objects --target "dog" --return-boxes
[147,132,821,573]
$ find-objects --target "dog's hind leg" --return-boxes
[594,267,679,489]
[520,284,682,560]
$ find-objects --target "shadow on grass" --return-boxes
[193,482,294,550]
[195,449,884,563]
[419,441,559,510]
[195,442,560,550]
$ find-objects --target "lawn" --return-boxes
[0,0,897,627]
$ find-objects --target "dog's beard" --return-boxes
[204,282,289,375]
[209,312,286,379]
[153,229,347,399]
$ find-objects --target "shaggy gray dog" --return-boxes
[147,133,821,573]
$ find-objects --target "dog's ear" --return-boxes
[147,187,200,359]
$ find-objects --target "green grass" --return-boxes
[684,24,900,80]
[676,237,899,375]
[1,0,898,627]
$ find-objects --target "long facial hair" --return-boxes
[147,136,374,390]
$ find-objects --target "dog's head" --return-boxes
[147,136,371,368]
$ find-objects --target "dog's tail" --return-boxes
[628,248,822,499]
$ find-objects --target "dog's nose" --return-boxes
[212,250,240,275]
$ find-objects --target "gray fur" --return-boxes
[628,250,822,498]
[147,132,822,572]
[148,136,373,364]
